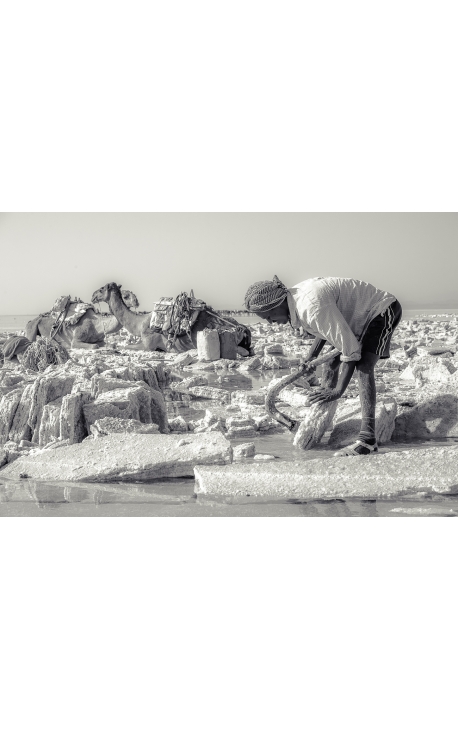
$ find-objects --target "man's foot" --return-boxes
[334,440,378,457]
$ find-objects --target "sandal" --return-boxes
[334,440,379,457]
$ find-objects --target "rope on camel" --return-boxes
[204,310,246,342]
[165,293,195,351]
[22,337,70,372]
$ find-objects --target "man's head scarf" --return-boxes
[244,275,289,313]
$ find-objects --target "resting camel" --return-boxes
[25,291,138,350]
[91,282,252,354]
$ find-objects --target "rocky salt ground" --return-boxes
[1,316,458,514]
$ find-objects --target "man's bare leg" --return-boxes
[307,350,381,455]
[353,351,380,454]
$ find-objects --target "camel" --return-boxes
[25,291,139,350]
[91,282,253,354]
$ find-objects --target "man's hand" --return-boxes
[307,387,342,405]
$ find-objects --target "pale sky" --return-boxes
[0,212,456,314]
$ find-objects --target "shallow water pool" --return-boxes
[2,354,457,517]
[2,469,458,517]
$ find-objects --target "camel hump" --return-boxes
[25,315,42,341]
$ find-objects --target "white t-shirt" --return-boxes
[287,277,397,361]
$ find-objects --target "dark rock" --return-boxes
[393,390,458,439]
[60,392,89,444]
[38,397,62,446]
[0,388,23,444]
[90,417,159,437]
[29,373,76,443]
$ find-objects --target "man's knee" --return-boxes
[356,351,379,373]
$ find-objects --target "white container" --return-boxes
[219,329,237,360]
[197,329,221,361]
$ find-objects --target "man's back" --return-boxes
[290,277,396,341]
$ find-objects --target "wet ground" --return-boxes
[2,312,458,517]
[2,472,458,516]
[2,364,458,517]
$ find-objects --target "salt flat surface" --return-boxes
[2,310,458,516]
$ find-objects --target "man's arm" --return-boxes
[307,304,361,362]
[303,336,327,362]
[335,361,357,395]
[307,360,357,404]
[295,299,361,404]
[301,316,359,405]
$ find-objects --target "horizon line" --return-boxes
[3,306,458,316]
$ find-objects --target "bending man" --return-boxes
[244,275,402,456]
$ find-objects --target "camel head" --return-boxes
[121,289,140,309]
[91,282,122,305]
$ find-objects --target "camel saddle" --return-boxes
[49,295,94,326]
[42,296,95,341]
[149,292,207,337]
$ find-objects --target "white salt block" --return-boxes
[293,401,338,450]
[197,329,221,362]
[233,442,256,459]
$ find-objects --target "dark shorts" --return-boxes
[361,300,402,359]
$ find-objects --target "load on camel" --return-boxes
[25,290,140,350]
[91,282,253,355]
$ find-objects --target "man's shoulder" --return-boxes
[291,277,336,302]
[291,277,325,292]
[292,276,321,286]
[289,280,329,320]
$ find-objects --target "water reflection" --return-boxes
[1,475,458,516]
[22,481,94,509]
[358,500,379,517]
[0,476,194,512]
[285,499,355,517]
[2,356,458,516]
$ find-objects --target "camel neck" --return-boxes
[107,288,148,335]
[102,314,123,334]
